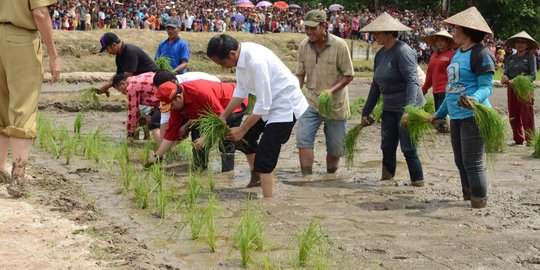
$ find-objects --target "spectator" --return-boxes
[155,18,190,74]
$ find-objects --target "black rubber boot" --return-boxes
[381,166,394,181]
[221,153,235,172]
[471,197,487,208]
[246,171,261,188]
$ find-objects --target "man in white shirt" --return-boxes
[207,34,309,198]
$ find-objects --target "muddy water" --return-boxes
[31,82,540,269]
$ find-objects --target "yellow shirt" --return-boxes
[0,0,57,30]
[296,33,355,120]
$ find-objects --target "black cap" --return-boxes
[99,32,120,52]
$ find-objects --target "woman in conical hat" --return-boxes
[432,6,496,209]
[359,12,426,187]
[422,30,457,133]
[501,31,538,146]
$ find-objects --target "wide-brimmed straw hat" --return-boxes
[424,30,458,49]
[360,12,412,32]
[444,6,492,34]
[504,31,539,49]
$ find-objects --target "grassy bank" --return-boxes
[50,30,374,77]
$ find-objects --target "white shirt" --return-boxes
[234,42,308,124]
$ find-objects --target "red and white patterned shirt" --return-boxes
[125,72,159,133]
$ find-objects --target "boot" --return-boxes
[301,166,313,176]
[462,188,471,201]
[221,153,235,172]
[471,196,487,208]
[246,171,261,188]
[381,166,394,181]
[0,170,9,184]
[6,174,26,198]
[411,180,424,187]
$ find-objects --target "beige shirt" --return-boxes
[296,33,354,120]
[0,0,57,30]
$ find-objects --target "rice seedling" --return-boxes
[349,97,366,118]
[235,201,264,267]
[511,75,535,103]
[155,56,173,71]
[295,219,330,268]
[469,102,506,154]
[118,141,130,165]
[132,176,152,209]
[206,171,216,193]
[80,87,101,109]
[317,91,333,118]
[120,162,135,190]
[192,110,230,152]
[142,141,158,165]
[422,96,436,115]
[184,171,202,209]
[343,123,366,168]
[73,112,83,138]
[36,114,56,150]
[61,137,78,165]
[45,136,60,159]
[245,94,257,115]
[186,206,205,240]
[168,139,193,163]
[529,131,540,158]
[204,194,219,252]
[371,96,383,122]
[402,106,434,147]
[156,186,169,219]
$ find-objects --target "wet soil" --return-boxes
[1,81,539,269]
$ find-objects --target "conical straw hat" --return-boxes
[423,30,458,49]
[443,6,492,34]
[504,31,539,49]
[359,12,412,32]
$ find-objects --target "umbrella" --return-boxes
[238,2,254,8]
[274,1,289,9]
[256,1,272,8]
[236,0,252,4]
[328,4,344,11]
[232,13,245,23]
[289,3,301,9]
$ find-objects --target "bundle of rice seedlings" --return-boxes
[317,91,333,118]
[155,56,173,71]
[192,110,230,152]
[245,94,257,115]
[80,87,101,109]
[422,97,436,115]
[470,102,506,154]
[168,139,193,163]
[529,131,540,158]
[371,96,383,122]
[73,112,83,138]
[511,75,535,103]
[296,219,331,267]
[402,106,434,147]
[343,123,366,168]
[348,97,366,118]
[236,202,264,267]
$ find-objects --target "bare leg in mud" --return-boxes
[6,138,32,197]
[0,135,9,184]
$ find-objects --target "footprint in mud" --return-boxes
[70,168,98,175]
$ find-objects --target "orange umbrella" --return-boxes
[238,2,254,8]
[274,1,288,9]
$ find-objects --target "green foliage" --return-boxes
[403,106,434,147]
[155,56,173,71]
[317,91,333,119]
[511,75,535,104]
[343,124,365,168]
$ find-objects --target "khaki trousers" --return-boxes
[0,24,43,139]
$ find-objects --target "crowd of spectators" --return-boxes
[50,0,537,68]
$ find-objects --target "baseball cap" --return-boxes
[304,10,327,27]
[156,81,180,104]
[166,18,181,28]
[99,32,120,52]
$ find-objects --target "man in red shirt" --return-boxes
[112,72,161,143]
[147,78,249,172]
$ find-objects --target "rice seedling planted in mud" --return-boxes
[402,105,434,147]
[186,206,205,240]
[192,110,230,152]
[184,171,202,209]
[343,123,366,168]
[80,87,101,109]
[167,139,193,163]
[132,176,152,209]
[120,162,135,190]
[530,132,540,158]
[349,97,366,118]
[235,202,264,268]
[296,219,331,267]
[204,194,219,252]
[61,137,78,165]
[155,56,173,71]
[317,91,333,118]
[73,112,83,138]
[511,75,535,103]
[142,141,158,165]
[469,102,507,155]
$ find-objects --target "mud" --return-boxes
[1,81,539,269]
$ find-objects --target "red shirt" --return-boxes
[125,72,159,133]
[422,50,454,95]
[164,79,247,141]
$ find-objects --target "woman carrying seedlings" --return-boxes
[422,30,457,132]
[359,13,426,187]
[207,34,309,197]
[432,7,496,208]
[148,72,248,173]
[0,0,60,197]
[501,31,538,146]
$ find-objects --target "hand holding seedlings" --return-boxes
[193,137,205,150]
[361,115,375,126]
[501,75,510,85]
[457,94,476,109]
[226,126,247,142]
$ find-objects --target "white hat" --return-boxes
[360,12,412,32]
[424,30,458,49]
[504,31,539,49]
[443,6,492,34]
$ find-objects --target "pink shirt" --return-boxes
[125,72,159,133]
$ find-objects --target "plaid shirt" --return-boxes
[125,72,159,133]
